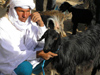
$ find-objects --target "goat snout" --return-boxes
[43,50,49,53]
[43,48,49,53]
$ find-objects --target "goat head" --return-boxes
[38,29,61,53]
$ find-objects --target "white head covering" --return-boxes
[8,0,35,31]
[9,0,35,9]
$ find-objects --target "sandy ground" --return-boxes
[0,0,100,75]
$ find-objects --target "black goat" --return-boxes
[59,2,93,35]
[38,24,100,75]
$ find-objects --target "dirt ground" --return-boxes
[0,0,100,75]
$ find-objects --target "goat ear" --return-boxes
[38,30,48,41]
[38,36,44,41]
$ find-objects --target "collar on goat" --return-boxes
[42,44,61,75]
[55,45,61,53]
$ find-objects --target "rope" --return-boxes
[42,60,46,75]
[41,45,61,75]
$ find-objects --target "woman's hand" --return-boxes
[31,12,44,27]
[36,50,58,60]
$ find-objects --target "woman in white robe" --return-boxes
[0,0,57,75]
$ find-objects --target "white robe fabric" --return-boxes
[0,16,47,75]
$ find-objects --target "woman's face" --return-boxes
[15,7,31,22]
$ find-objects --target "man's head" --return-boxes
[15,7,31,22]
[8,0,35,23]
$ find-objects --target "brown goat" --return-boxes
[39,10,67,37]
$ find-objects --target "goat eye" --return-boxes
[54,38,57,40]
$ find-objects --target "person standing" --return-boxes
[36,0,56,11]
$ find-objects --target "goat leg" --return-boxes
[72,23,78,35]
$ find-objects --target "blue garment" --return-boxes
[14,59,51,75]
[14,61,33,75]
[32,59,51,74]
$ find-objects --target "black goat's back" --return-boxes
[71,8,93,24]
[51,24,100,75]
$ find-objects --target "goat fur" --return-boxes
[59,2,93,35]
[39,10,67,37]
[38,24,100,75]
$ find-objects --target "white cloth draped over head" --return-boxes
[8,0,35,31]
[9,0,35,9]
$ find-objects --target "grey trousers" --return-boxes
[36,0,56,11]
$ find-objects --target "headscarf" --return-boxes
[8,0,35,31]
